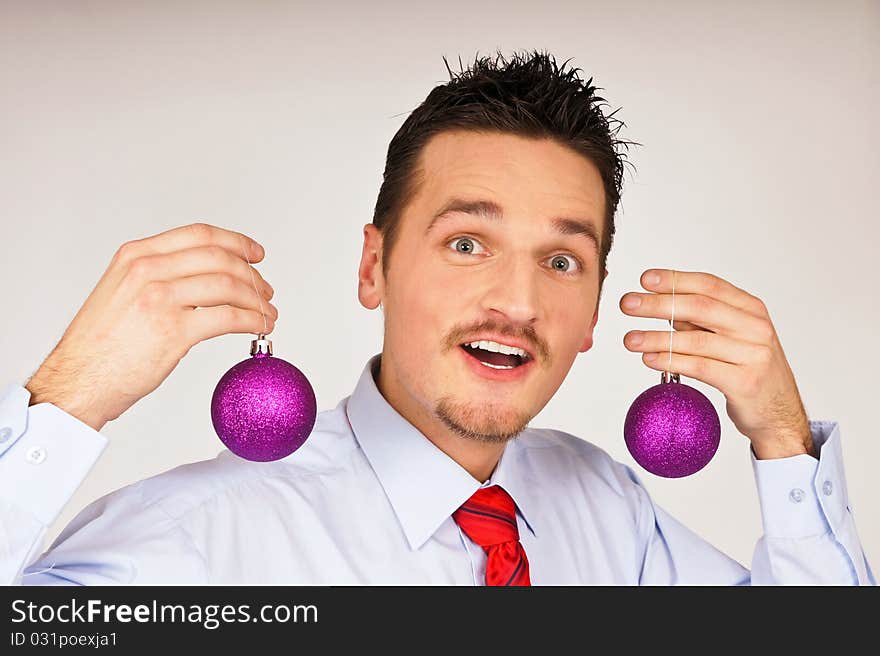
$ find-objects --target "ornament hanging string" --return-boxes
[238,233,268,337]
[667,269,674,376]
[663,269,679,384]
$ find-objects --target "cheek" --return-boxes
[386,267,454,345]
[405,257,468,309]
[546,296,597,353]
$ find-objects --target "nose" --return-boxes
[478,253,541,326]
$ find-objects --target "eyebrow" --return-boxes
[425,198,600,255]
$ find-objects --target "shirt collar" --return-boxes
[345,353,537,550]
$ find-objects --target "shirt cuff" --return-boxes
[0,382,108,527]
[750,420,845,539]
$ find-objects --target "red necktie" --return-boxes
[452,484,531,586]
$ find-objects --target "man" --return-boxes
[0,51,873,585]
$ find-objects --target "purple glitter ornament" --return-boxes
[211,334,317,462]
[624,371,720,478]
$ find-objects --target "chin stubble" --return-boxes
[434,396,531,444]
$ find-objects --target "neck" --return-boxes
[374,355,506,483]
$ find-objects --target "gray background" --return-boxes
[2,0,877,574]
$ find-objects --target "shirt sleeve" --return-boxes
[0,382,108,584]
[631,419,875,585]
[0,382,208,585]
[748,420,874,585]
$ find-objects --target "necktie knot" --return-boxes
[452,485,530,585]
[453,484,520,547]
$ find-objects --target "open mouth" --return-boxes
[458,343,532,370]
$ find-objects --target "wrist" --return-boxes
[751,427,816,460]
[26,374,107,433]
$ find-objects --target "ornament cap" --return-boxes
[250,334,273,356]
[661,371,680,384]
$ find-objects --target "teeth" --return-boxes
[479,361,515,370]
[466,340,528,359]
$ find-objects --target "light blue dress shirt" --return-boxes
[0,353,874,585]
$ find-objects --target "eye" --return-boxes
[549,254,582,277]
[447,236,485,255]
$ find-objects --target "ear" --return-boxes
[578,269,609,353]
[358,223,384,310]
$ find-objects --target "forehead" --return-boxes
[411,129,605,220]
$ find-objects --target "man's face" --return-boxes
[359,129,607,445]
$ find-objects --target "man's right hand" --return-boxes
[24,222,278,432]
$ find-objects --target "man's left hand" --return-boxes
[620,268,816,460]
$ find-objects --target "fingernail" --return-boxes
[623,295,641,309]
[253,241,264,257]
[629,332,644,346]
[645,353,658,362]
[646,272,661,286]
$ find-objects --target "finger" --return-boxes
[624,328,765,365]
[118,222,265,265]
[640,269,767,319]
[671,320,708,332]
[169,273,279,319]
[184,305,277,344]
[641,350,741,393]
[126,245,274,300]
[621,292,771,344]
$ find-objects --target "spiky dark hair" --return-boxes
[372,49,639,294]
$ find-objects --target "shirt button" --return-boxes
[0,426,11,444]
[789,488,804,503]
[25,446,47,465]
[822,480,833,496]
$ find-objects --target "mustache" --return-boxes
[451,326,544,361]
